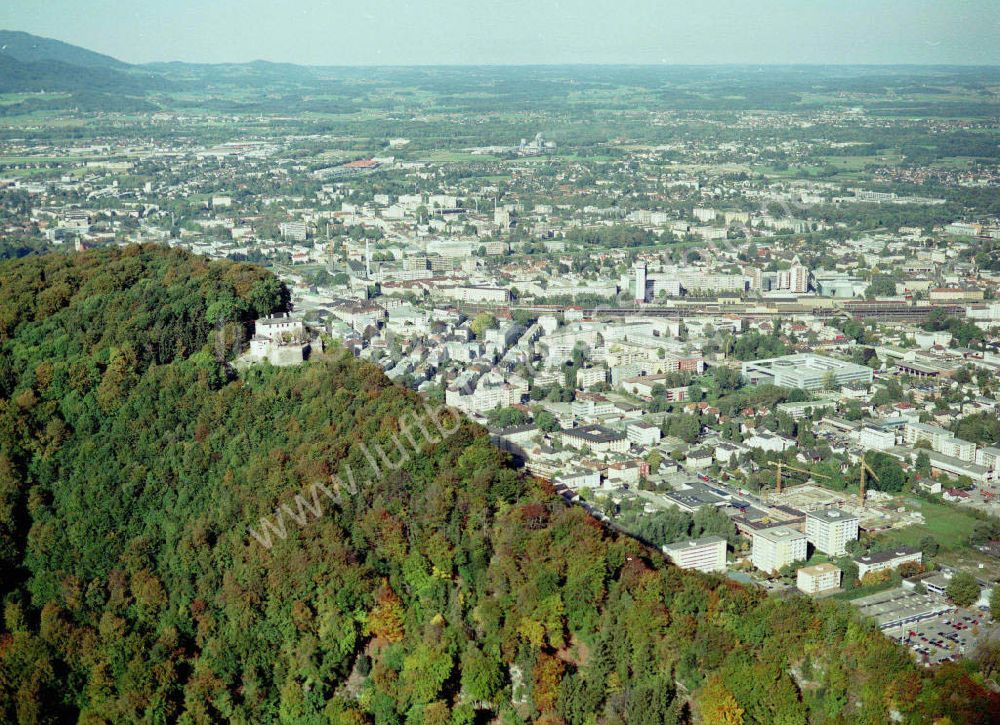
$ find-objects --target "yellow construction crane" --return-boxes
[768,461,829,495]
[859,456,880,507]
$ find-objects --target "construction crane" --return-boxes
[768,461,829,495]
[859,456,880,507]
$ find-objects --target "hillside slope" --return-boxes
[0,30,129,69]
[0,54,159,95]
[0,31,166,96]
[0,246,995,723]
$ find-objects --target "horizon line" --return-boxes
[140,60,1000,70]
[4,29,1000,70]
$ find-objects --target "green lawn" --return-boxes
[874,497,980,551]
[417,150,497,163]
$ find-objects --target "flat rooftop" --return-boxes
[663,535,726,552]
[754,525,807,544]
[744,353,870,373]
[855,546,920,566]
[850,587,953,629]
[806,508,858,524]
[799,562,840,575]
[562,424,625,444]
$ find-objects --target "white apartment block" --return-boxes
[633,262,648,303]
[438,286,510,304]
[752,526,808,574]
[904,422,975,462]
[280,221,307,241]
[576,366,608,389]
[572,393,616,418]
[744,432,796,453]
[797,563,842,595]
[561,425,629,454]
[976,447,1000,471]
[662,536,727,573]
[855,547,922,579]
[676,272,748,293]
[805,509,859,557]
[626,421,662,447]
[650,277,683,297]
[471,379,521,412]
[858,426,896,451]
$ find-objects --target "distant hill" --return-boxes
[0,54,158,94]
[0,32,167,99]
[0,29,128,69]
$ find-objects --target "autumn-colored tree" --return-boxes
[533,653,565,714]
[365,584,406,644]
[0,247,997,724]
[699,675,744,725]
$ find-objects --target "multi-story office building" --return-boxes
[741,354,874,391]
[634,262,647,303]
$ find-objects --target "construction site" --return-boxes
[758,460,924,532]
[764,482,924,531]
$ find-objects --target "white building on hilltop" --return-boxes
[248,313,309,366]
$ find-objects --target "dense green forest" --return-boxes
[0,246,997,723]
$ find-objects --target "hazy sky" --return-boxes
[2,0,999,66]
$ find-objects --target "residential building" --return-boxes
[855,547,922,579]
[576,366,608,389]
[280,221,308,241]
[662,536,727,573]
[634,262,648,303]
[858,426,896,451]
[903,422,975,462]
[797,563,842,595]
[805,509,859,556]
[626,421,662,447]
[752,526,808,573]
[976,447,1000,471]
[744,431,796,453]
[561,425,629,454]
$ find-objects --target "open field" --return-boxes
[874,497,982,552]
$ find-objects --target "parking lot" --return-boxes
[883,608,995,666]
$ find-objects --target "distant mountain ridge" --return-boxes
[0,29,128,69]
[0,30,168,98]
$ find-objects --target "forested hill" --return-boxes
[0,246,996,723]
[0,30,129,69]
